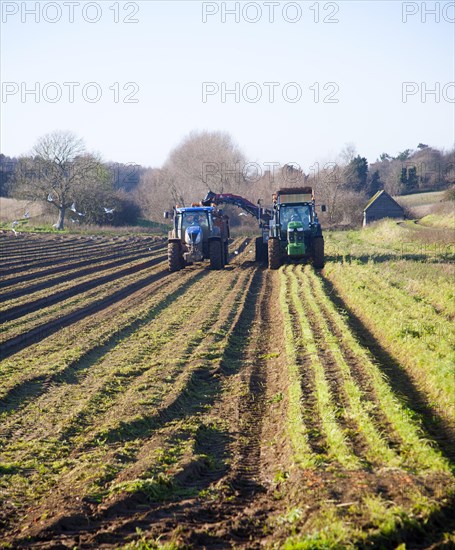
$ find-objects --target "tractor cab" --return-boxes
[279,204,312,236]
[180,210,210,232]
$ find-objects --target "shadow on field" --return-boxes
[319,274,455,465]
[231,237,250,256]
[325,252,453,265]
[0,271,208,418]
[92,424,232,531]
[360,492,455,550]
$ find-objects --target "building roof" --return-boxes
[363,190,403,212]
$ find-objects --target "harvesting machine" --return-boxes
[203,188,325,269]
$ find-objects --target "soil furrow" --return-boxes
[0,240,125,270]
[0,269,210,429]
[0,264,169,360]
[3,268,258,544]
[1,255,166,322]
[55,272,243,447]
[231,272,270,490]
[116,269,272,547]
[0,239,251,359]
[0,250,163,302]
[13,268,280,549]
[0,242,165,291]
[0,237,163,275]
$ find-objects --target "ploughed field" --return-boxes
[0,225,454,549]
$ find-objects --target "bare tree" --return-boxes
[14,130,104,229]
[340,142,357,165]
[312,162,345,225]
[163,131,247,205]
[135,167,175,220]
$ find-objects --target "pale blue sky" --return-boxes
[1,1,454,169]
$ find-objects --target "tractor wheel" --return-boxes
[268,238,281,270]
[262,241,268,264]
[210,239,224,270]
[312,237,325,269]
[168,241,181,272]
[255,237,264,262]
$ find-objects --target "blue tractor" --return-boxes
[165,206,230,272]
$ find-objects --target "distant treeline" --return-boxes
[0,154,147,196]
[1,135,453,229]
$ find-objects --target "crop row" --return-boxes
[278,264,454,547]
[323,261,455,428]
[280,265,450,472]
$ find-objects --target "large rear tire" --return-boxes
[168,241,181,272]
[255,237,265,262]
[312,236,324,269]
[268,237,281,270]
[210,239,223,270]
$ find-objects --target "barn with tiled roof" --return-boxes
[363,190,405,226]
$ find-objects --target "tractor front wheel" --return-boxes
[268,238,281,270]
[168,241,182,272]
[210,239,224,270]
[312,237,324,269]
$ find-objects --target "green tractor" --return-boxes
[267,187,326,269]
